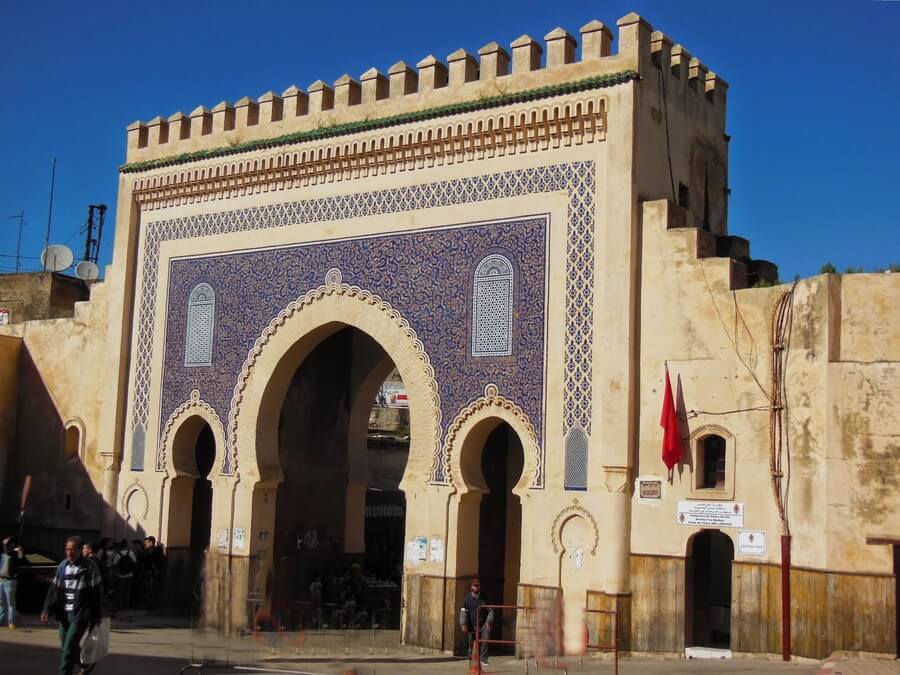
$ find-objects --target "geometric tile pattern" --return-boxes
[184,282,215,367]
[564,426,589,490]
[129,161,596,486]
[563,164,595,440]
[471,254,514,358]
[160,218,546,483]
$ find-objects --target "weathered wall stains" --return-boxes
[838,366,900,527]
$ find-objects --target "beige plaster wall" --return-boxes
[0,281,110,481]
[0,335,22,509]
[633,200,899,577]
[838,273,900,362]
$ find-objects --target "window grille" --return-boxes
[471,254,514,357]
[185,283,216,367]
[564,427,588,490]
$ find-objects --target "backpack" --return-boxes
[116,551,135,575]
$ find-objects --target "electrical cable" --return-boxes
[698,259,771,400]
[686,406,770,419]
[769,283,796,536]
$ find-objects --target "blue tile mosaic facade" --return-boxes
[161,218,547,475]
[129,162,596,486]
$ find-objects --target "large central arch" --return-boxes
[230,279,441,488]
[209,277,446,634]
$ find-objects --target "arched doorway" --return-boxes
[478,423,523,643]
[164,415,216,608]
[451,419,524,649]
[686,530,734,650]
[270,326,408,629]
[227,288,442,636]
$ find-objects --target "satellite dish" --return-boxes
[74,260,100,281]
[40,244,74,272]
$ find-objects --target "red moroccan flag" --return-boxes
[660,367,681,470]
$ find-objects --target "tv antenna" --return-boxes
[7,210,25,272]
[43,158,57,270]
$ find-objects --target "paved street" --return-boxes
[0,612,874,675]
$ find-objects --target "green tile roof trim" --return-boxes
[121,70,638,173]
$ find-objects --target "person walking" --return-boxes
[112,539,137,611]
[41,535,102,675]
[141,536,166,610]
[0,535,24,629]
[460,578,494,669]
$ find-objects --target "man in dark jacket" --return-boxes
[460,578,494,667]
[41,535,102,675]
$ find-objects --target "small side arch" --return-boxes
[159,389,226,476]
[445,384,540,494]
[63,418,86,462]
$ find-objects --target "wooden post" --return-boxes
[781,534,791,661]
[895,545,899,660]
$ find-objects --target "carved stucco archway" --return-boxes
[444,384,538,581]
[228,276,441,492]
[158,389,227,476]
[445,383,541,494]
[157,394,226,557]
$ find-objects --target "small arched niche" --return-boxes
[63,419,85,462]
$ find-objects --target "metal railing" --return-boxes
[584,607,619,675]
[470,603,618,675]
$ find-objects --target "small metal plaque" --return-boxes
[639,479,662,499]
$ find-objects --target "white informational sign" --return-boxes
[232,527,246,551]
[216,529,229,550]
[676,500,744,528]
[407,536,427,563]
[429,537,444,563]
[0,309,9,325]
[377,381,409,408]
[738,530,767,555]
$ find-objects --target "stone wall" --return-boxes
[0,272,90,325]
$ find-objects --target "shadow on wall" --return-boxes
[0,345,145,555]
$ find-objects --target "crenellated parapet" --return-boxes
[649,31,728,106]
[123,12,726,170]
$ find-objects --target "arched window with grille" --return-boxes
[564,427,588,490]
[184,283,216,367]
[471,254,514,358]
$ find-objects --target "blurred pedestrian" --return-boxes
[141,536,166,610]
[0,535,24,629]
[41,535,102,675]
[112,539,137,611]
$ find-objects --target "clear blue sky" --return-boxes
[1,1,898,279]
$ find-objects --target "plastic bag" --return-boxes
[80,617,110,665]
